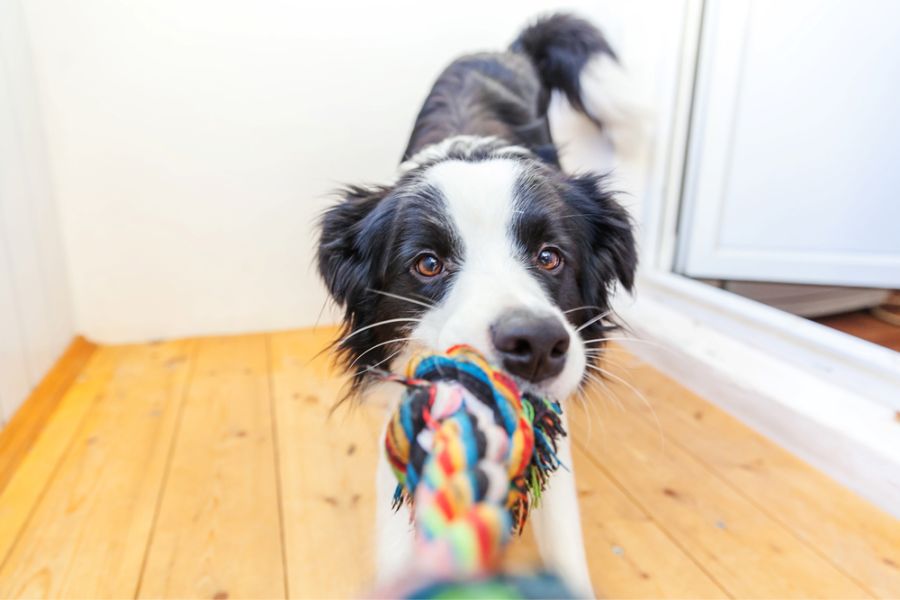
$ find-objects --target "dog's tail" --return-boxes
[511,13,645,151]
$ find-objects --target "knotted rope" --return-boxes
[380,345,567,584]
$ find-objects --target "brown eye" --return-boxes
[414,253,443,277]
[536,246,563,271]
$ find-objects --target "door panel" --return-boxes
[677,0,900,286]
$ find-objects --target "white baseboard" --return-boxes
[613,272,900,518]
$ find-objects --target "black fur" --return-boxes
[404,14,615,162]
[511,13,616,122]
[318,178,459,383]
[510,163,636,347]
[318,14,636,392]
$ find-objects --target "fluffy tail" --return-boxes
[511,13,646,152]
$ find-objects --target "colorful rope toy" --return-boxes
[378,345,575,598]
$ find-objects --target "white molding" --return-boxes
[641,0,703,272]
[674,0,751,277]
[636,273,900,410]
[614,272,900,517]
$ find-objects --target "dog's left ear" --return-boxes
[565,173,637,298]
[317,184,393,308]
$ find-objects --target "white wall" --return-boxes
[0,0,74,422]
[22,0,688,343]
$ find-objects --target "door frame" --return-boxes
[628,0,900,515]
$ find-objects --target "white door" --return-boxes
[676,0,900,287]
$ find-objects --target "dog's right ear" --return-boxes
[317,184,393,308]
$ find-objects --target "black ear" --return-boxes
[566,173,637,298]
[317,184,393,308]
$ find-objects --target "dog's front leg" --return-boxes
[531,416,595,597]
[374,434,415,585]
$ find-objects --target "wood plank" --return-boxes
[3,329,893,598]
[0,344,118,564]
[0,340,194,598]
[577,351,872,598]
[607,350,900,598]
[568,400,727,599]
[269,328,385,599]
[815,310,900,353]
[138,335,285,600]
[0,336,96,494]
[504,400,727,598]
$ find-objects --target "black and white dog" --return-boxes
[317,14,638,594]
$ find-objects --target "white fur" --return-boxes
[375,425,416,585]
[530,414,594,595]
[408,158,587,401]
[375,158,594,595]
[579,53,651,157]
[398,135,533,175]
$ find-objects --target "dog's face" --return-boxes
[318,144,636,400]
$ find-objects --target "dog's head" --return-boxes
[318,138,636,400]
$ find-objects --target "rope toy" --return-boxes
[377,345,575,598]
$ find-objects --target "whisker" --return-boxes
[338,317,422,345]
[584,354,631,377]
[586,364,665,450]
[584,345,641,361]
[577,386,607,448]
[575,310,613,333]
[582,370,625,412]
[563,305,604,315]
[366,288,434,309]
[584,377,614,445]
[600,310,638,338]
[582,346,630,364]
[582,336,675,353]
[590,385,611,443]
[354,348,405,379]
[349,336,416,369]
[577,389,593,444]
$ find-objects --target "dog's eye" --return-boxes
[536,246,563,272]
[414,253,444,278]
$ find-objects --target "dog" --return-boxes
[317,13,638,595]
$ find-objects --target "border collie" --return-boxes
[317,14,637,595]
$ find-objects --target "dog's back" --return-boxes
[403,14,620,166]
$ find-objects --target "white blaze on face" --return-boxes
[408,158,586,400]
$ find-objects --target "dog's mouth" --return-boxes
[384,335,585,404]
[511,376,560,400]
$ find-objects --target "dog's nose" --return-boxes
[490,310,570,383]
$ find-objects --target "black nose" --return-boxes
[490,310,570,383]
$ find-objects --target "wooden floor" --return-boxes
[815,310,900,353]
[0,328,898,599]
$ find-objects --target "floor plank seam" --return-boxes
[574,437,735,599]
[577,379,877,598]
[132,339,199,599]
[644,414,880,598]
[605,360,886,596]
[265,334,291,600]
